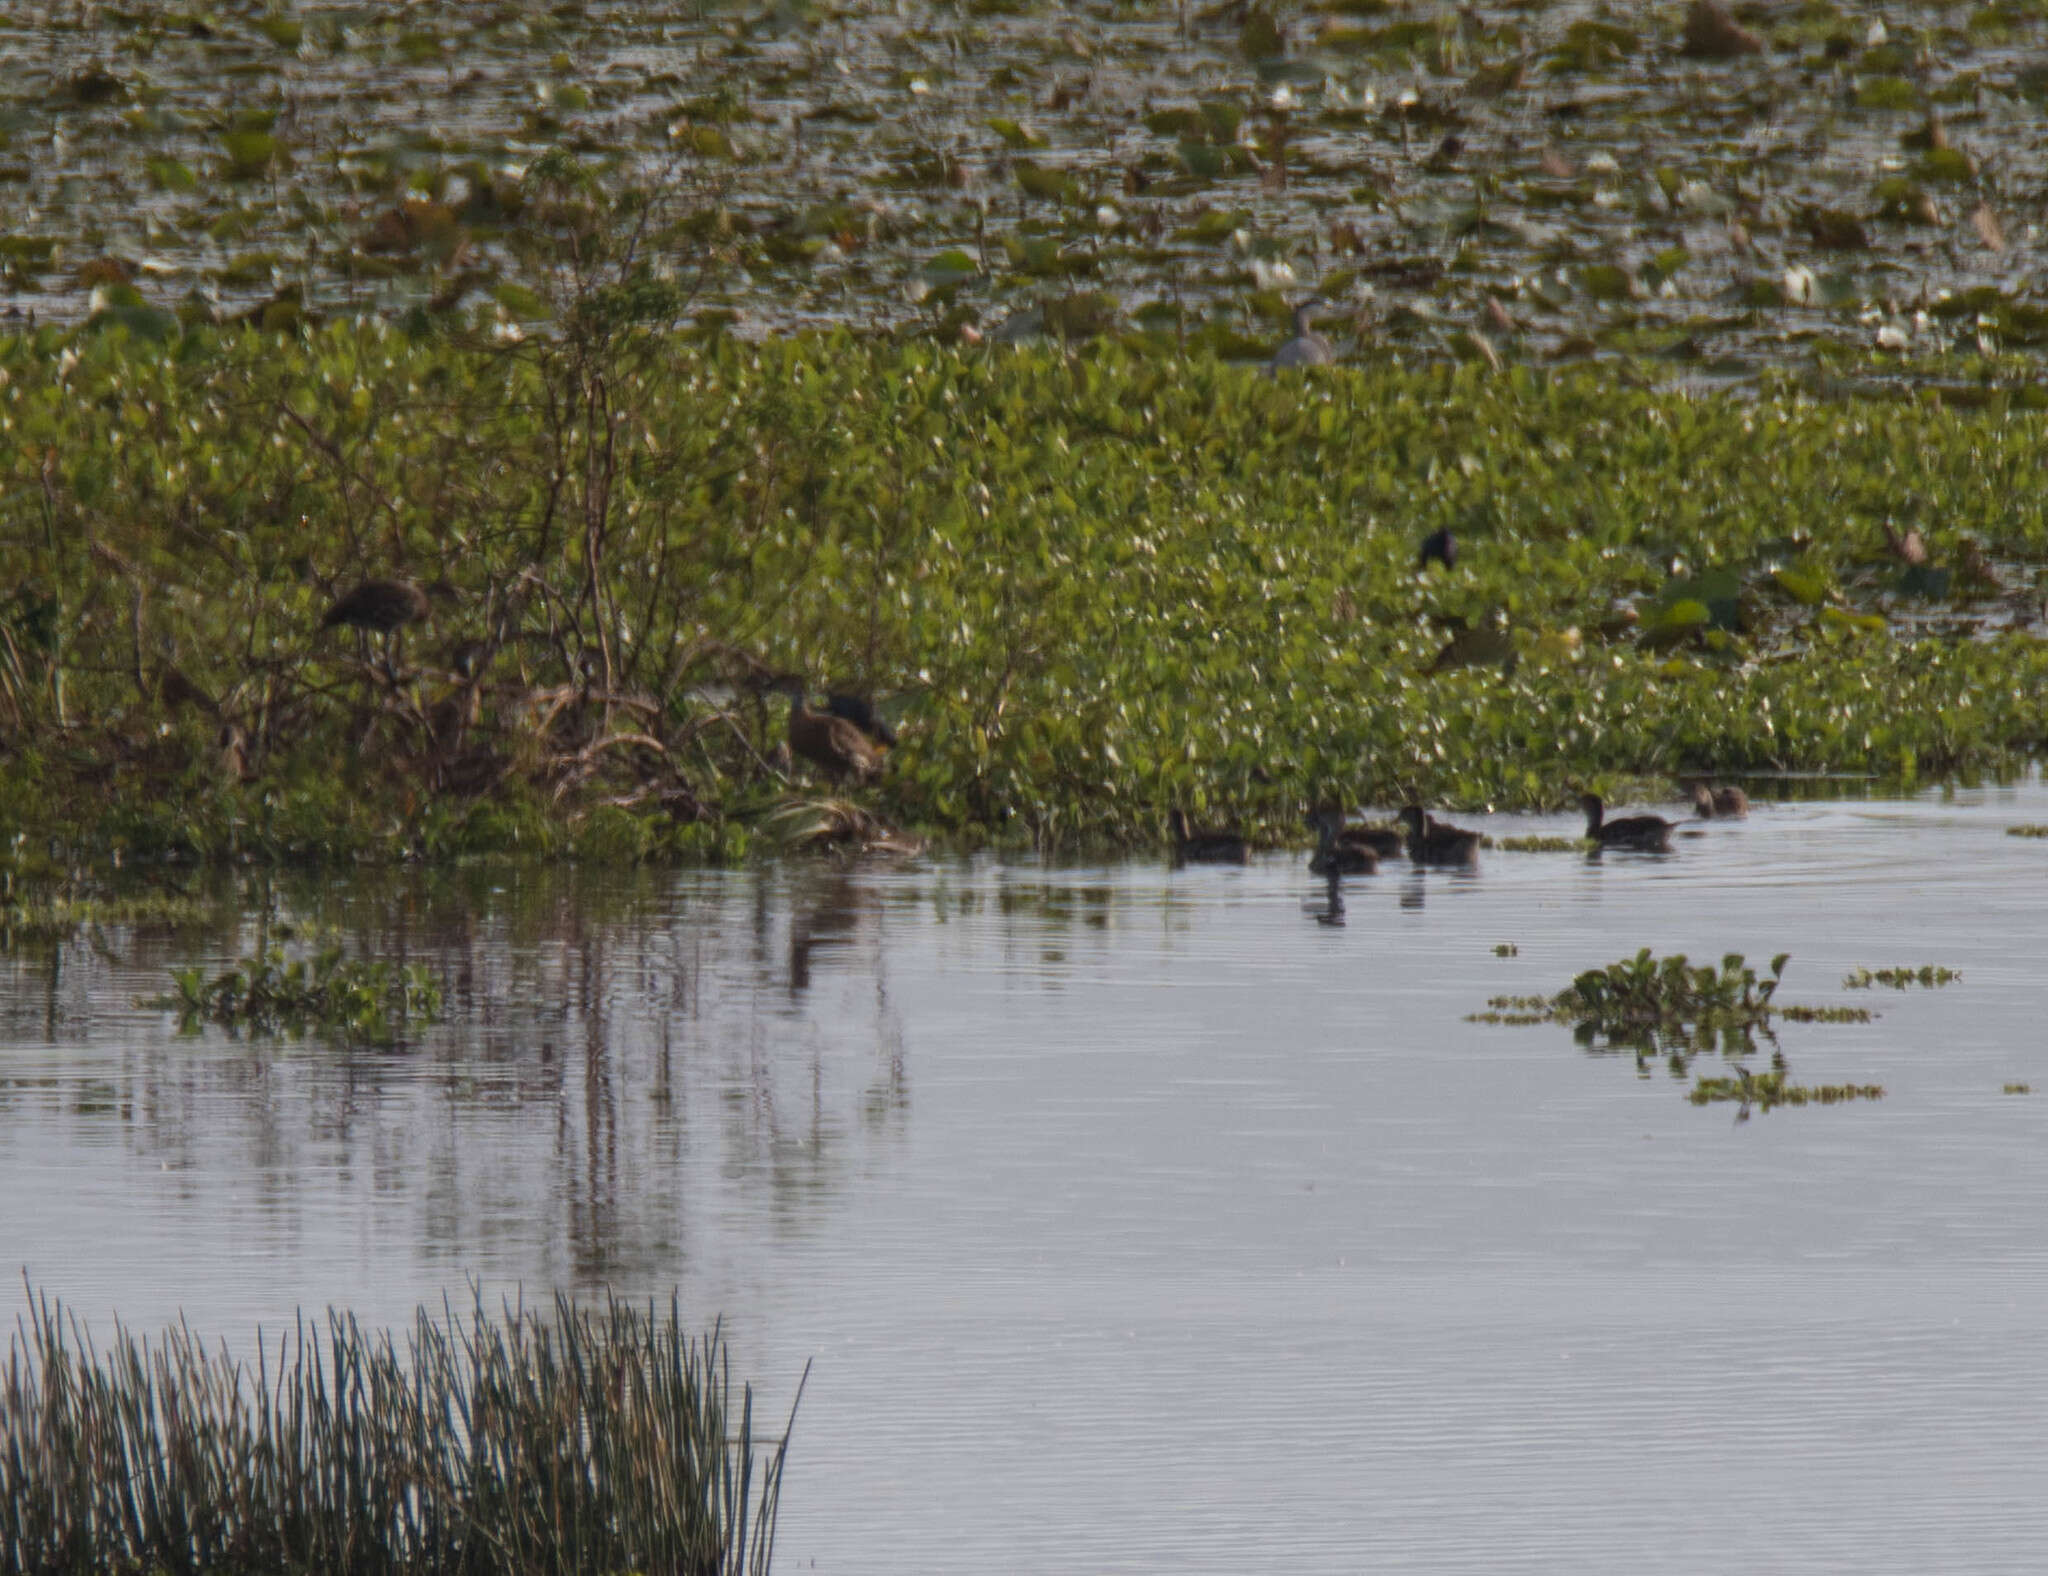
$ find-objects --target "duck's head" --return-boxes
[1579,792,1605,824]
[1691,785,1715,817]
[1397,805,1426,834]
[1169,809,1192,839]
[1303,806,1343,840]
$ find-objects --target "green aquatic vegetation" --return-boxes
[2006,824,2048,837]
[0,0,2046,377]
[1493,942,1519,956]
[1492,835,1587,852]
[158,946,442,1044]
[0,1285,800,1576]
[1843,965,1962,988]
[1688,1069,1887,1109]
[9,327,2048,861]
[1477,950,1887,1110]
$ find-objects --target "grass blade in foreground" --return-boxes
[0,1284,801,1576]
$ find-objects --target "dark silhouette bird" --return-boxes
[1169,809,1249,865]
[1269,302,1333,370]
[1305,807,1401,865]
[768,677,884,785]
[1419,527,1456,571]
[321,578,432,634]
[1692,784,1749,819]
[826,692,898,749]
[1305,809,1380,875]
[1398,805,1482,865]
[1582,793,1673,851]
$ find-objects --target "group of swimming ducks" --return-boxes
[1170,785,1752,872]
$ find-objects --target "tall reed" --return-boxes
[0,1284,803,1575]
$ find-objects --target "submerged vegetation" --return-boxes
[0,1286,800,1576]
[157,945,444,1043]
[1473,948,1889,1113]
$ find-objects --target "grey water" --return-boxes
[5,783,2048,1574]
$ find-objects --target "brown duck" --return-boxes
[1691,784,1749,819]
[1398,805,1481,865]
[1582,793,1673,852]
[769,677,883,785]
[1170,809,1249,865]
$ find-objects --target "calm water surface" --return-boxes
[5,785,2047,1574]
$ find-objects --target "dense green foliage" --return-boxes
[5,324,2048,863]
[2,1286,798,1576]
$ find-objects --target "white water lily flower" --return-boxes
[1269,85,1296,111]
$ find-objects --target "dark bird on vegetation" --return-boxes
[321,578,433,634]
[1681,0,1763,59]
[1305,810,1379,876]
[1268,302,1334,370]
[1419,527,1456,572]
[1398,805,1481,865]
[768,676,884,786]
[1692,784,1749,819]
[1882,521,1929,568]
[1170,809,1250,865]
[1582,793,1674,852]
[826,692,898,749]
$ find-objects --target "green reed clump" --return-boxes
[1491,836,1588,853]
[0,885,214,950]
[158,945,442,1043]
[1842,964,1961,989]
[0,1286,802,1576]
[2005,825,2048,838]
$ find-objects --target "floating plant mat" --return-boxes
[1471,949,1890,1115]
[4,0,2048,381]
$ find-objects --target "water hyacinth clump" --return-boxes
[0,1287,801,1576]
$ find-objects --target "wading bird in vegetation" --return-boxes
[767,676,884,785]
[1582,793,1674,851]
[1419,527,1456,571]
[1269,302,1333,370]
[1398,805,1481,865]
[1692,784,1749,819]
[320,577,450,677]
[1169,809,1250,865]
[1305,809,1380,875]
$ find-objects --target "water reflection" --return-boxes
[8,787,2048,1574]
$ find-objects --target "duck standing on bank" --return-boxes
[1582,793,1674,852]
[1398,805,1482,865]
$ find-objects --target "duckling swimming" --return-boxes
[1691,784,1749,819]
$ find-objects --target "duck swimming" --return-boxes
[1398,805,1482,865]
[1582,793,1673,851]
[1304,809,1381,875]
[1170,809,1250,865]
